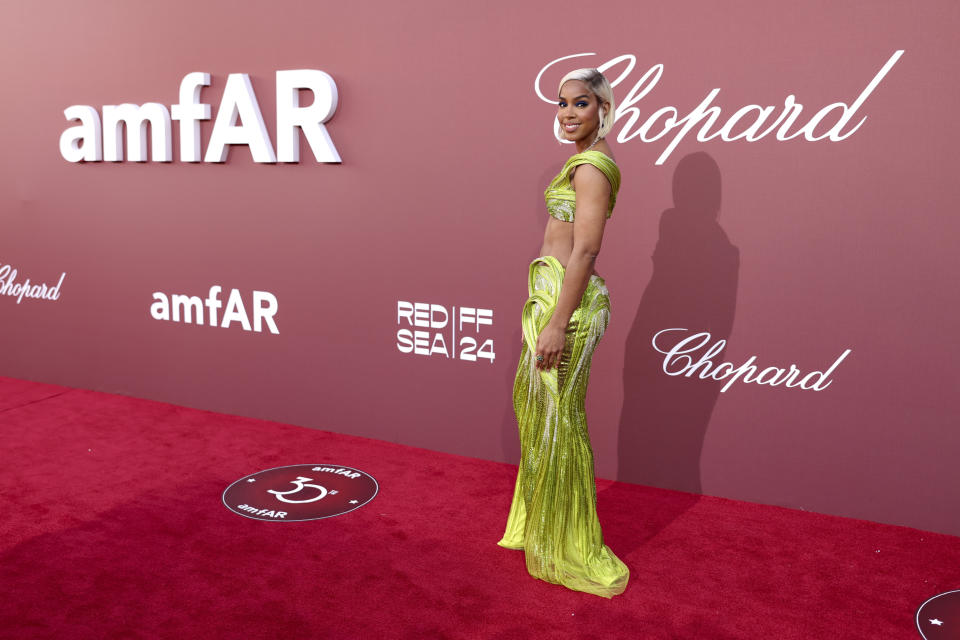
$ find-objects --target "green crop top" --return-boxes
[544,150,621,222]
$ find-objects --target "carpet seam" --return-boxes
[0,390,74,414]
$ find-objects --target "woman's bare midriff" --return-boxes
[539,216,601,278]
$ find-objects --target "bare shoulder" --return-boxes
[593,141,616,161]
[570,161,611,197]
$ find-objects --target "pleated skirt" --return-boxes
[497,255,629,598]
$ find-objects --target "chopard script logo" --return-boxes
[536,50,905,165]
[652,328,851,393]
[0,263,65,304]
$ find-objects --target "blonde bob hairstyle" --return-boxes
[557,68,616,141]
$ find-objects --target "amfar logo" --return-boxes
[222,464,379,522]
[150,286,279,334]
[536,50,905,165]
[0,263,65,304]
[59,70,339,163]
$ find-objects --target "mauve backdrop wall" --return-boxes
[2,1,958,535]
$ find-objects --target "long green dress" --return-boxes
[498,150,630,598]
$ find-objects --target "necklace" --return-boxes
[579,131,601,153]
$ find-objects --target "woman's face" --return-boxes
[557,80,603,143]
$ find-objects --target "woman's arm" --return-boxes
[535,163,610,370]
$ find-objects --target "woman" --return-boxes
[497,68,630,598]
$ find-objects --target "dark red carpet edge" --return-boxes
[0,376,957,640]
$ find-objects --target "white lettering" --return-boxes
[150,292,169,320]
[205,285,222,327]
[102,102,172,162]
[396,301,495,362]
[59,106,102,162]
[276,69,341,162]
[536,50,905,165]
[0,264,66,305]
[62,70,341,164]
[171,294,203,324]
[150,286,279,333]
[204,73,276,163]
[170,72,212,162]
[651,328,850,393]
[252,291,279,334]
[221,288,252,330]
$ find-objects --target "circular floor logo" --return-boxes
[917,590,960,639]
[222,464,378,522]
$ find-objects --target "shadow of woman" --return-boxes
[604,151,740,551]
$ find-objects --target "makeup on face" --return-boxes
[557,82,600,141]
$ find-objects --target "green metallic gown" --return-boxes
[498,150,629,598]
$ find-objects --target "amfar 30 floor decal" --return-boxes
[222,464,378,522]
[916,589,960,639]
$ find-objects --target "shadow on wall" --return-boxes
[617,151,740,496]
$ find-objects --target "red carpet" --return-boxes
[1,376,957,639]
